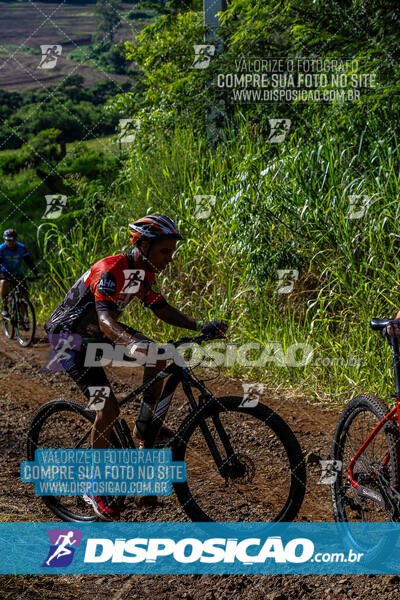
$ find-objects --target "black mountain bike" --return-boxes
[2,276,38,347]
[27,334,306,523]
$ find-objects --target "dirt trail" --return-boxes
[0,329,398,599]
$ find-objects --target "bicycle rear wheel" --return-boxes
[15,298,35,347]
[27,399,123,522]
[173,396,306,522]
[331,394,400,557]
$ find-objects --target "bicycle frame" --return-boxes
[4,287,25,330]
[5,276,36,320]
[348,335,400,491]
[9,288,22,322]
[96,338,236,476]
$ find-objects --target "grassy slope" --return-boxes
[30,114,400,402]
[2,2,399,402]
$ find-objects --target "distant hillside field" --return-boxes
[0,1,154,90]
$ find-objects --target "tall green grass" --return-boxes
[34,107,400,403]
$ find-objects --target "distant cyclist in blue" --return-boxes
[0,229,43,318]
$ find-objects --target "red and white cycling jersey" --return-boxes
[44,253,167,335]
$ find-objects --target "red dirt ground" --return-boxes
[0,327,399,598]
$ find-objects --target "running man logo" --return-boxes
[43,333,82,372]
[121,269,145,294]
[240,383,264,407]
[87,386,110,411]
[194,195,216,220]
[119,118,140,144]
[347,195,371,220]
[191,44,215,69]
[275,269,299,294]
[42,194,67,219]
[38,45,62,69]
[267,119,291,143]
[42,529,82,567]
[318,460,342,485]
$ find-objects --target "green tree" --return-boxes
[110,0,399,135]
[95,0,123,43]
[112,11,208,130]
[22,128,66,191]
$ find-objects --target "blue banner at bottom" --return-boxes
[2,522,400,574]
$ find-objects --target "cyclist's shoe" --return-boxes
[133,424,177,448]
[83,494,120,521]
[1,308,9,318]
[20,319,29,331]
[156,424,177,446]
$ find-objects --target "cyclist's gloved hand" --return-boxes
[201,320,228,339]
[386,318,400,340]
[126,340,149,360]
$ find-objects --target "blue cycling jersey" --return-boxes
[0,242,29,275]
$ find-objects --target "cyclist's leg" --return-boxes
[14,275,29,319]
[137,360,167,441]
[52,339,120,449]
[118,325,168,507]
[116,324,167,444]
[67,349,121,520]
[47,331,124,520]
[0,276,10,315]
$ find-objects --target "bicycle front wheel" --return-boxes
[2,312,14,339]
[27,398,123,522]
[173,396,306,522]
[15,298,36,346]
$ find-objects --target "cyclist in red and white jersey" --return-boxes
[44,214,227,520]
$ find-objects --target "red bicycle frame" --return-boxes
[348,329,400,489]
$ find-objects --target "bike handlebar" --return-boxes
[79,333,225,346]
[167,333,226,346]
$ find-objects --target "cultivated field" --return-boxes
[0,1,153,90]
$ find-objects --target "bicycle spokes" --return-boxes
[335,403,398,523]
[180,407,298,521]
[2,312,14,339]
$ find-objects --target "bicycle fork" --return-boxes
[182,381,238,482]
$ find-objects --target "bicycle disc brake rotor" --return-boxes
[222,453,256,483]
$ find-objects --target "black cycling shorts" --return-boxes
[52,323,143,402]
[0,273,28,295]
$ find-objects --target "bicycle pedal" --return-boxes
[356,484,385,508]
